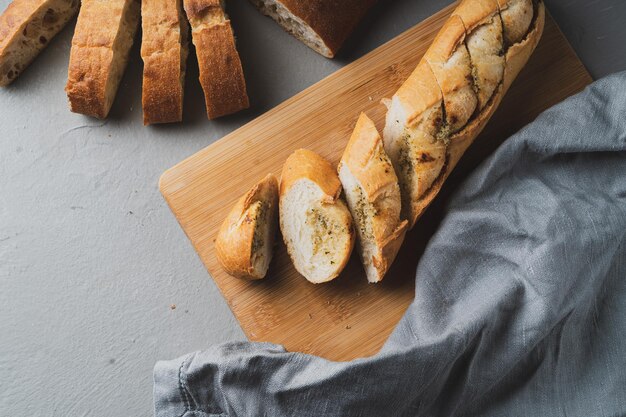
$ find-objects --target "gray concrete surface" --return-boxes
[1,0,624,416]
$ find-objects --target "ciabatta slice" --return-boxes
[280,149,355,284]
[215,174,279,280]
[184,0,249,119]
[338,113,408,283]
[0,0,79,86]
[66,0,141,119]
[141,0,189,125]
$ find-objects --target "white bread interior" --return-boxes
[249,0,332,58]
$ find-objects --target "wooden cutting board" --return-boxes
[160,4,592,361]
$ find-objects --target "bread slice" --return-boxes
[183,0,249,119]
[249,0,377,58]
[280,149,355,284]
[141,0,189,125]
[215,174,279,280]
[65,0,140,119]
[0,0,79,86]
[338,113,408,283]
[383,0,544,229]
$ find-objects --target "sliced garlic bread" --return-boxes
[383,0,544,229]
[215,174,279,280]
[280,149,355,284]
[338,113,408,283]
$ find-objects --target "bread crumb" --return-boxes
[169,304,176,310]
[345,325,351,329]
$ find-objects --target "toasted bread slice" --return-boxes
[65,0,140,119]
[338,113,408,283]
[0,0,80,86]
[183,0,248,119]
[215,174,279,280]
[280,149,355,284]
[141,0,189,125]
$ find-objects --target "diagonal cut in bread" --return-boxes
[215,174,279,280]
[65,0,141,119]
[0,0,80,86]
[338,113,408,283]
[383,0,544,229]
[280,149,355,284]
[141,0,189,125]
[183,0,249,119]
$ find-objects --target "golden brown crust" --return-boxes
[0,0,79,86]
[65,0,140,119]
[373,220,408,279]
[407,1,545,223]
[141,0,189,125]
[184,0,249,119]
[453,0,500,32]
[339,113,408,282]
[280,149,342,203]
[215,174,279,279]
[396,62,442,128]
[250,0,378,58]
[341,113,398,200]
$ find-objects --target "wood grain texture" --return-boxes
[159,4,592,361]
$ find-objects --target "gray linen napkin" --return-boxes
[154,71,626,417]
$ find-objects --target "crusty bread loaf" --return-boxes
[65,0,140,119]
[216,174,279,280]
[338,113,408,283]
[280,149,355,284]
[183,0,249,119]
[383,0,544,228]
[141,0,189,125]
[0,0,79,86]
[249,0,377,58]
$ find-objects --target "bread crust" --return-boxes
[141,0,189,125]
[65,0,140,119]
[0,0,79,86]
[453,0,500,31]
[339,113,408,282]
[249,0,377,58]
[280,149,342,204]
[392,0,545,225]
[215,174,279,280]
[184,0,249,119]
[280,149,355,283]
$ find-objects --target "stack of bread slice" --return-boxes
[216,0,545,284]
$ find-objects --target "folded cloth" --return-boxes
[154,72,626,417]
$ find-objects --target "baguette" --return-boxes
[65,0,140,119]
[0,0,79,86]
[280,149,355,284]
[249,0,378,58]
[141,0,189,125]
[383,0,544,228]
[183,0,249,119]
[338,113,408,283]
[215,174,279,280]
